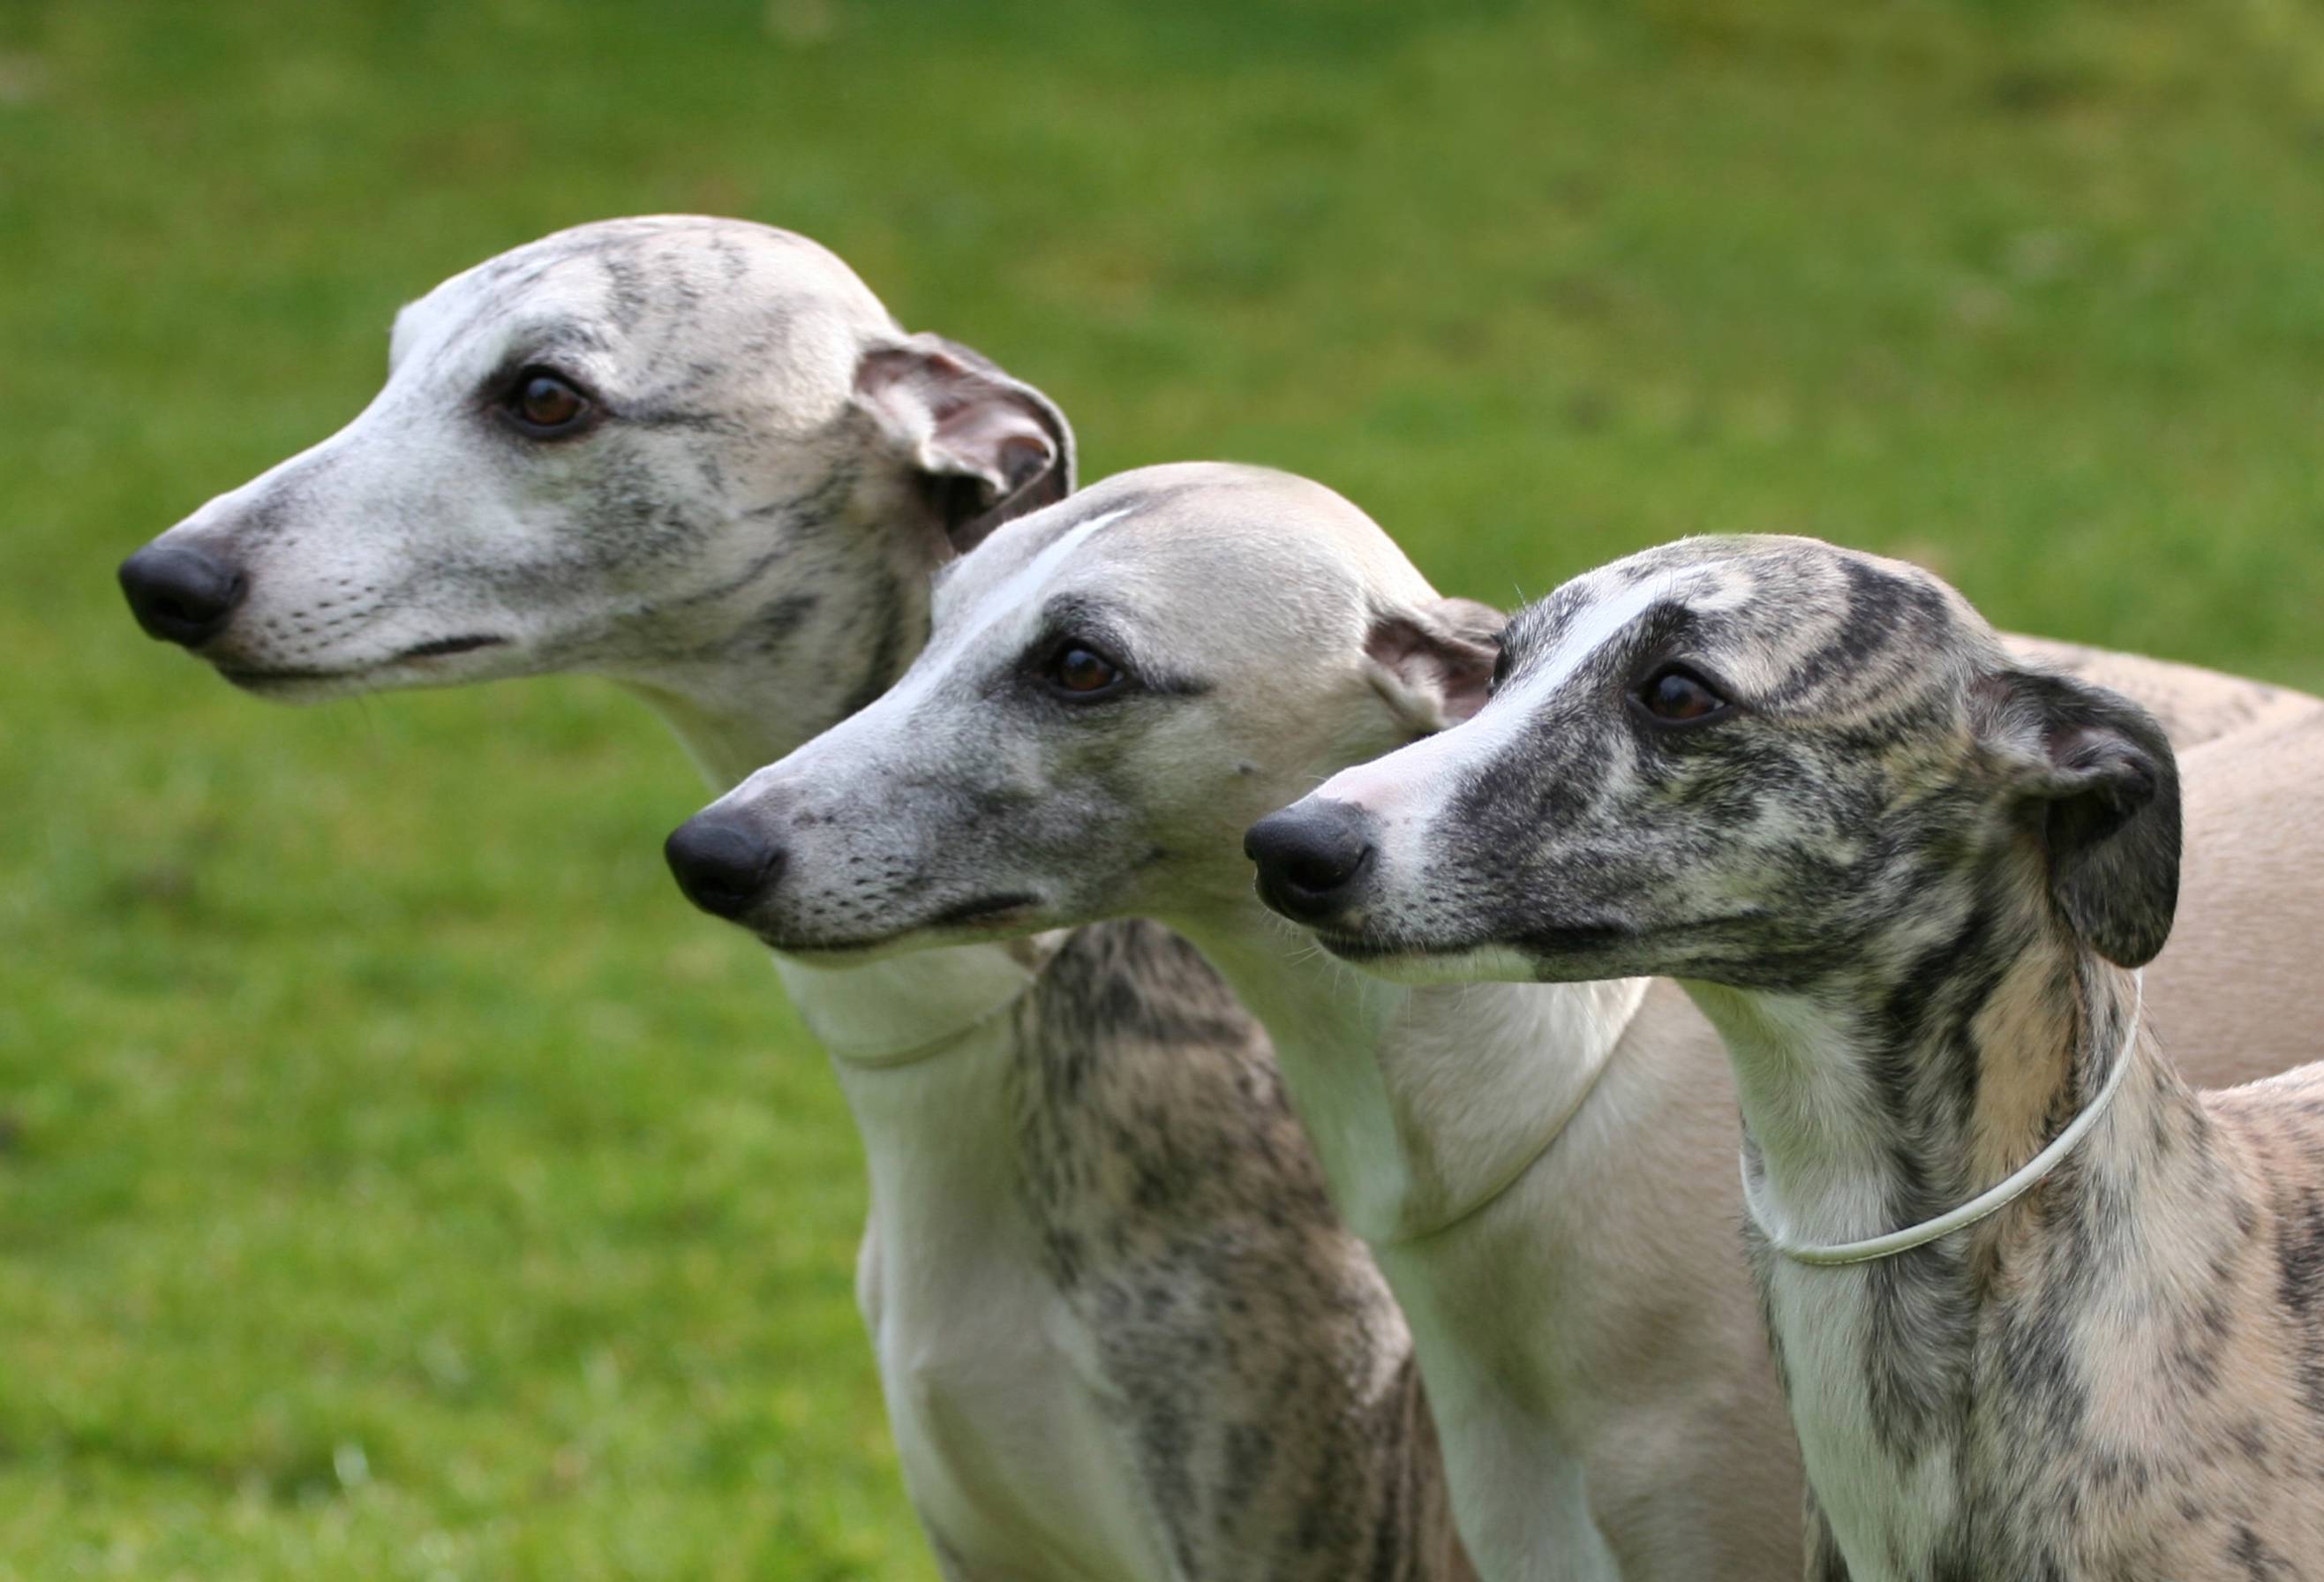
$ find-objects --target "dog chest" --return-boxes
[839,1019,1170,1581]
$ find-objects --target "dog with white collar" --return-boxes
[1254,534,2324,1580]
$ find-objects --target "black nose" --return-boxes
[1245,801,1378,924]
[119,542,249,647]
[665,814,786,922]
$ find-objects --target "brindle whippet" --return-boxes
[1254,535,2324,1580]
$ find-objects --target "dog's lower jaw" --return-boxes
[214,666,362,701]
[756,931,900,965]
[755,904,1052,967]
[923,892,1043,930]
[212,638,521,701]
[214,662,433,704]
[1312,930,1540,986]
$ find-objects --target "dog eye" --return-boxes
[1489,641,1513,694]
[1635,665,1731,724]
[500,369,593,436]
[1046,643,1124,698]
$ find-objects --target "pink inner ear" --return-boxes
[854,345,957,409]
[932,405,1056,500]
[1364,620,1435,674]
[853,336,1074,554]
[1365,611,1498,726]
[858,344,1057,497]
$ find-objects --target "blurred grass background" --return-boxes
[5,0,2324,1576]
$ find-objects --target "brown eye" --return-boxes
[1049,644,1123,697]
[1636,666,1730,724]
[504,370,591,435]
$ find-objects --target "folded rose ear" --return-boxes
[854,335,1076,554]
[1364,596,1506,734]
[1979,668,2182,967]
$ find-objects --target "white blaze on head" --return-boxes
[1312,568,1697,830]
[957,504,1136,649]
[899,503,1139,697]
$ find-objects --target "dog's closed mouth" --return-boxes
[927,893,1042,928]
[748,895,1042,958]
[1307,924,1508,968]
[1309,929,1403,962]
[396,633,508,660]
[753,930,883,956]
[214,636,508,689]
[216,663,355,689]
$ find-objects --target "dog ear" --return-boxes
[1979,668,2182,968]
[854,335,1077,555]
[1363,597,1506,734]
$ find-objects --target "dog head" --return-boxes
[119,216,1071,722]
[1248,535,2181,992]
[663,463,1500,957]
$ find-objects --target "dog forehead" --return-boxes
[1500,549,1742,669]
[1672,539,1994,704]
[1508,535,1990,717]
[934,463,1395,634]
[389,258,605,372]
[922,503,1194,670]
[387,216,891,380]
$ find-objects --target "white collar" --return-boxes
[1743,971,2142,1267]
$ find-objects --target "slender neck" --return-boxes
[620,667,840,791]
[613,561,1034,1071]
[1690,930,2163,1260]
[1175,906,1649,1244]
[605,475,937,791]
[1688,923,2233,1577]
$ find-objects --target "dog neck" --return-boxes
[1684,915,2216,1575]
[1178,907,1649,1246]
[617,561,1044,1071]
[610,472,943,787]
[626,676,832,793]
[1694,923,2162,1256]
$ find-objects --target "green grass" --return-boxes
[5,0,2324,1575]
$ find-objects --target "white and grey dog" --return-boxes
[1253,536,2324,1580]
[668,469,2324,1581]
[118,220,1468,1582]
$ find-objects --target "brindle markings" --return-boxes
[1011,920,1448,1579]
[1277,535,2324,1579]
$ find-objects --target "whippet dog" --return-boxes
[117,220,1469,1582]
[666,466,2324,1580]
[1252,535,2324,1580]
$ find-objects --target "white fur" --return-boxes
[832,986,1177,1580]
[1700,989,1962,1579]
[126,225,1323,1582]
